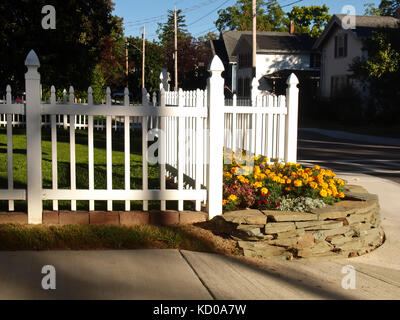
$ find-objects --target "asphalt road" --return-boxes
[297,130,400,184]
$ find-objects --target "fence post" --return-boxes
[207,55,225,219]
[284,73,299,164]
[25,50,42,224]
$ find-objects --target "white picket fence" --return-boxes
[0,50,299,224]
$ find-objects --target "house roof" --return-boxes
[232,32,315,56]
[313,14,400,49]
[212,30,316,64]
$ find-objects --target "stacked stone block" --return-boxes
[213,185,385,260]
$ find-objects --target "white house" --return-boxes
[211,30,320,97]
[313,14,400,98]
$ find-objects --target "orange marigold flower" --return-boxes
[294,180,303,187]
[319,189,328,198]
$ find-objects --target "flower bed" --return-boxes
[210,185,385,260]
[223,151,345,212]
[216,152,385,260]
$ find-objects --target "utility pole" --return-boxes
[252,0,256,78]
[125,39,129,87]
[142,26,146,89]
[174,7,178,91]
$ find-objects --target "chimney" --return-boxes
[289,21,295,35]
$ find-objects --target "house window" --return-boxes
[310,53,321,68]
[334,33,348,58]
[238,53,252,69]
[331,75,348,96]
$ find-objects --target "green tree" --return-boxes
[95,16,126,91]
[126,37,164,100]
[156,9,188,46]
[92,65,107,104]
[0,0,119,92]
[350,26,400,123]
[378,0,400,16]
[287,5,331,37]
[364,2,382,15]
[215,0,288,32]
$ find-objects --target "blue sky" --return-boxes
[113,0,381,41]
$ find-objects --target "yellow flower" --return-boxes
[222,199,227,206]
[228,194,237,202]
[309,182,318,189]
[286,179,292,184]
[224,172,232,179]
[339,192,345,199]
[253,182,262,189]
[261,187,268,195]
[294,180,303,187]
[285,187,292,192]
[319,189,328,198]
[314,164,320,170]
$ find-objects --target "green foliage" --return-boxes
[156,9,188,46]
[0,0,118,92]
[364,2,382,16]
[378,0,400,16]
[92,65,106,104]
[215,0,288,32]
[287,5,331,37]
[126,37,164,101]
[350,27,400,123]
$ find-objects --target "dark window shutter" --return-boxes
[334,36,338,58]
[344,34,348,57]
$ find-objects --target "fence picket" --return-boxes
[159,88,166,211]
[88,87,95,211]
[106,87,113,211]
[142,88,149,211]
[50,86,58,211]
[69,86,77,211]
[6,85,14,211]
[124,88,131,211]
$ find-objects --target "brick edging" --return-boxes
[0,210,208,226]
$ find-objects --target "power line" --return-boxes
[123,0,221,27]
[280,0,305,9]
[187,0,233,27]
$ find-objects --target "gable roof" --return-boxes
[313,14,400,49]
[232,32,315,55]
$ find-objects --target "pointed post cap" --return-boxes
[160,69,169,81]
[25,50,40,67]
[208,55,224,73]
[286,73,299,86]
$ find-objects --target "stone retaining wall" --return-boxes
[210,185,385,260]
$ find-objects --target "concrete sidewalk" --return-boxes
[0,173,399,300]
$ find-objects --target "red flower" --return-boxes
[264,200,268,204]
[277,203,281,208]
[258,201,262,205]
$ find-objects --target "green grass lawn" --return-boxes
[0,224,214,251]
[0,126,191,212]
